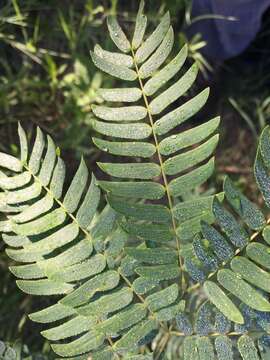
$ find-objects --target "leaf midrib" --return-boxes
[131,48,183,277]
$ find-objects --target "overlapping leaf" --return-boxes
[0,125,186,359]
[182,126,270,332]
[90,0,220,311]
[174,301,270,360]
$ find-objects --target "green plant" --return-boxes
[90,0,219,287]
[2,2,270,359]
[229,95,270,138]
[0,340,49,360]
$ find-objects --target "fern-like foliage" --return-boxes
[90,0,220,302]
[0,125,187,359]
[170,126,270,359]
[182,127,270,321]
[166,300,270,359]
[2,2,270,359]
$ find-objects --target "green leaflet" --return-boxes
[132,276,159,294]
[201,221,234,261]
[238,335,260,360]
[60,271,120,307]
[12,208,66,236]
[16,279,74,296]
[149,62,198,115]
[183,337,199,360]
[98,162,160,179]
[90,51,137,81]
[29,303,76,323]
[90,204,117,240]
[203,281,244,324]
[9,263,45,280]
[108,195,171,223]
[63,157,88,213]
[215,336,234,360]
[146,284,178,311]
[224,176,265,230]
[93,138,156,157]
[6,182,41,204]
[212,198,249,248]
[135,12,170,64]
[125,247,177,264]
[106,227,128,259]
[39,135,56,186]
[169,157,215,197]
[217,269,270,311]
[0,220,12,232]
[107,16,130,53]
[7,224,79,263]
[28,127,45,174]
[0,202,27,214]
[164,135,219,175]
[99,181,165,200]
[123,221,173,242]
[91,348,113,360]
[50,156,66,199]
[23,222,79,255]
[18,122,28,164]
[260,125,270,169]
[154,88,210,136]
[230,256,270,292]
[76,174,100,228]
[258,336,270,360]
[98,88,142,102]
[51,331,105,357]
[177,211,216,241]
[41,316,95,340]
[114,319,157,351]
[139,26,174,79]
[254,149,270,207]
[92,119,152,139]
[132,0,147,50]
[246,243,270,270]
[173,193,224,223]
[196,337,215,360]
[6,247,45,263]
[41,316,94,341]
[94,44,133,68]
[156,300,185,321]
[12,194,54,223]
[77,288,133,317]
[159,116,220,155]
[38,238,93,270]
[0,171,31,190]
[263,226,270,244]
[144,44,187,96]
[96,304,147,335]
[135,264,180,280]
[2,234,30,247]
[49,254,106,282]
[92,104,147,122]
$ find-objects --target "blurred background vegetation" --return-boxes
[0,0,270,358]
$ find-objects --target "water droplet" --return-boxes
[103,148,108,152]
[171,135,177,139]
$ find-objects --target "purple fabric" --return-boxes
[188,0,270,60]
